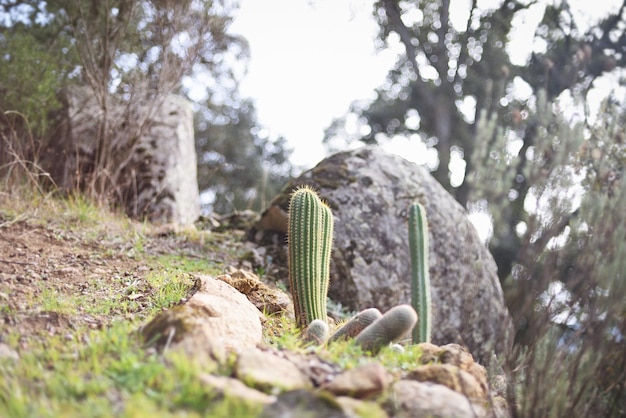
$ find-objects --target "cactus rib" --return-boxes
[302,319,330,346]
[409,202,432,343]
[354,304,418,355]
[328,308,382,344]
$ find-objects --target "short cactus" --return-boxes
[328,308,382,344]
[354,304,418,354]
[409,202,432,344]
[302,319,329,346]
[288,186,334,328]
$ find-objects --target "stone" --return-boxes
[250,147,512,362]
[335,396,389,418]
[405,364,486,401]
[323,362,392,399]
[218,267,293,316]
[438,344,488,395]
[260,390,348,418]
[46,86,200,225]
[198,373,276,405]
[389,380,487,418]
[414,343,489,397]
[141,275,262,361]
[416,342,442,364]
[278,350,342,387]
[235,348,312,393]
[0,343,19,362]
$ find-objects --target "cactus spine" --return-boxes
[302,319,329,346]
[329,308,382,344]
[288,186,334,328]
[409,202,432,343]
[354,304,418,354]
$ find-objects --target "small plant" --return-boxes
[408,201,432,343]
[287,186,334,328]
[354,304,418,355]
[329,308,382,343]
[302,319,329,346]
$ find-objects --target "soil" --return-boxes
[0,217,246,350]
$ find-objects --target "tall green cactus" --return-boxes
[409,202,432,343]
[288,186,334,328]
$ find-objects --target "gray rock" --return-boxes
[130,94,200,225]
[323,362,392,399]
[251,147,512,362]
[0,343,19,362]
[198,373,276,405]
[46,86,200,225]
[235,348,312,393]
[260,390,348,418]
[389,380,487,418]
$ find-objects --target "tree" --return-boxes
[324,0,626,307]
[0,0,293,215]
[195,98,293,213]
[324,1,626,414]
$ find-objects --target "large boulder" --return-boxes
[46,86,200,225]
[250,147,512,362]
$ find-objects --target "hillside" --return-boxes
[0,190,261,417]
[0,189,504,418]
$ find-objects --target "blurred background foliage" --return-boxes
[0,0,293,212]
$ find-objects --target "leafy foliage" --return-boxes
[473,94,626,416]
[324,0,626,282]
[0,0,293,214]
[324,2,626,415]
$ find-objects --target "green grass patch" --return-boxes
[154,254,223,277]
[0,320,261,418]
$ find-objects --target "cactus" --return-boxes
[328,308,382,344]
[354,304,418,354]
[302,319,329,346]
[409,202,432,344]
[288,186,334,328]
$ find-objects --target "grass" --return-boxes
[262,313,425,374]
[0,321,263,418]
[0,186,264,417]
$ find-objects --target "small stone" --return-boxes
[439,344,488,396]
[389,380,487,418]
[235,348,312,393]
[199,373,276,405]
[323,363,392,399]
[390,343,404,353]
[335,396,389,418]
[405,364,486,401]
[415,342,441,364]
[141,275,262,362]
[217,268,293,316]
[0,343,19,362]
[260,390,348,418]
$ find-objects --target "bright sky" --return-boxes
[229,0,399,169]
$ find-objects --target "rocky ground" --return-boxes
[0,194,508,418]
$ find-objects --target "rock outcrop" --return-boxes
[138,268,509,417]
[46,86,200,225]
[249,147,512,362]
[141,274,262,361]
